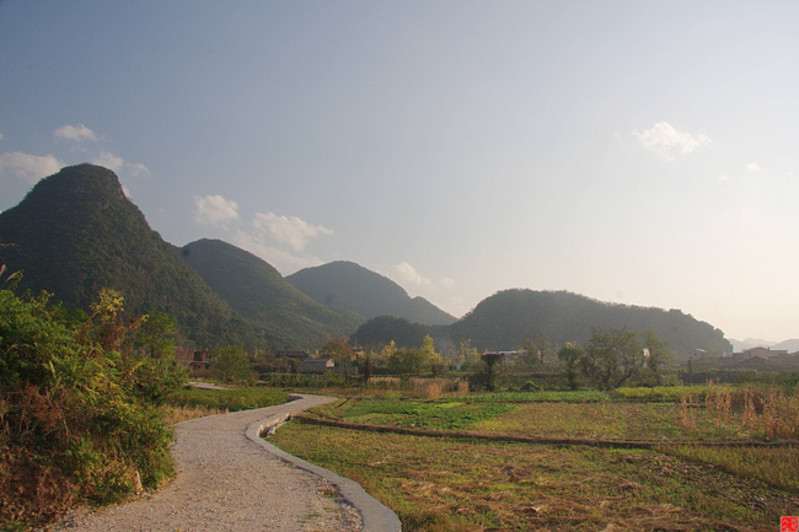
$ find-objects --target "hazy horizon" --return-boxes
[2,2,798,341]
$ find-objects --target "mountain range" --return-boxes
[176,239,363,349]
[287,261,456,326]
[0,164,265,349]
[0,164,452,350]
[353,289,732,360]
[0,164,740,357]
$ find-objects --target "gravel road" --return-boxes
[53,394,364,532]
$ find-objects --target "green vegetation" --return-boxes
[167,386,288,412]
[467,390,611,402]
[0,164,271,351]
[355,289,731,360]
[334,399,515,430]
[0,288,186,529]
[387,334,443,376]
[179,239,363,350]
[302,391,766,442]
[352,315,431,349]
[210,345,254,383]
[287,260,456,326]
[613,384,729,401]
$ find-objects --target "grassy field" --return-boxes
[271,387,799,531]
[164,386,289,423]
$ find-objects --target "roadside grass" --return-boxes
[166,386,289,413]
[161,404,227,424]
[271,422,797,531]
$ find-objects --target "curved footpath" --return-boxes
[54,394,401,532]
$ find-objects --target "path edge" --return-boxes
[245,397,402,532]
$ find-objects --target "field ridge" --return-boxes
[294,413,799,449]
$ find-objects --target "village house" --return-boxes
[176,349,214,371]
[276,350,310,361]
[726,346,790,362]
[298,357,335,374]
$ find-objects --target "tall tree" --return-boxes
[211,345,252,383]
[642,328,670,373]
[419,334,443,375]
[322,337,355,363]
[557,342,584,390]
[582,327,643,390]
[134,311,177,359]
[520,339,543,368]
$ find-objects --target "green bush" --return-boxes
[167,386,289,412]
[0,289,184,529]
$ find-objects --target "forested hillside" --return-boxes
[178,239,363,349]
[352,289,732,359]
[0,164,271,349]
[287,260,457,325]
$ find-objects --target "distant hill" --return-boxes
[351,315,432,349]
[178,239,364,349]
[0,164,271,349]
[287,261,457,326]
[772,339,799,352]
[729,338,775,352]
[353,289,732,359]
[728,338,799,353]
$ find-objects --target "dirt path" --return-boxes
[54,394,364,531]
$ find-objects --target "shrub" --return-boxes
[0,289,184,529]
[167,386,288,412]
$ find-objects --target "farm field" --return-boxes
[271,387,799,531]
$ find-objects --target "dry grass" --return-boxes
[272,421,797,531]
[407,377,468,399]
[704,385,799,439]
[365,377,468,399]
[274,389,799,530]
[162,404,226,425]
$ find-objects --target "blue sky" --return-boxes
[1,1,797,342]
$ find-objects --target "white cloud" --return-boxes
[128,162,151,177]
[252,212,333,252]
[745,163,764,174]
[633,121,712,160]
[193,194,239,225]
[393,261,432,287]
[53,123,98,142]
[88,151,151,179]
[91,151,124,172]
[232,230,322,274]
[0,151,64,183]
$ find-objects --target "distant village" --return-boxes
[177,344,799,378]
[176,348,358,376]
[682,345,799,374]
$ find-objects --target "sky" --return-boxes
[1,1,798,342]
